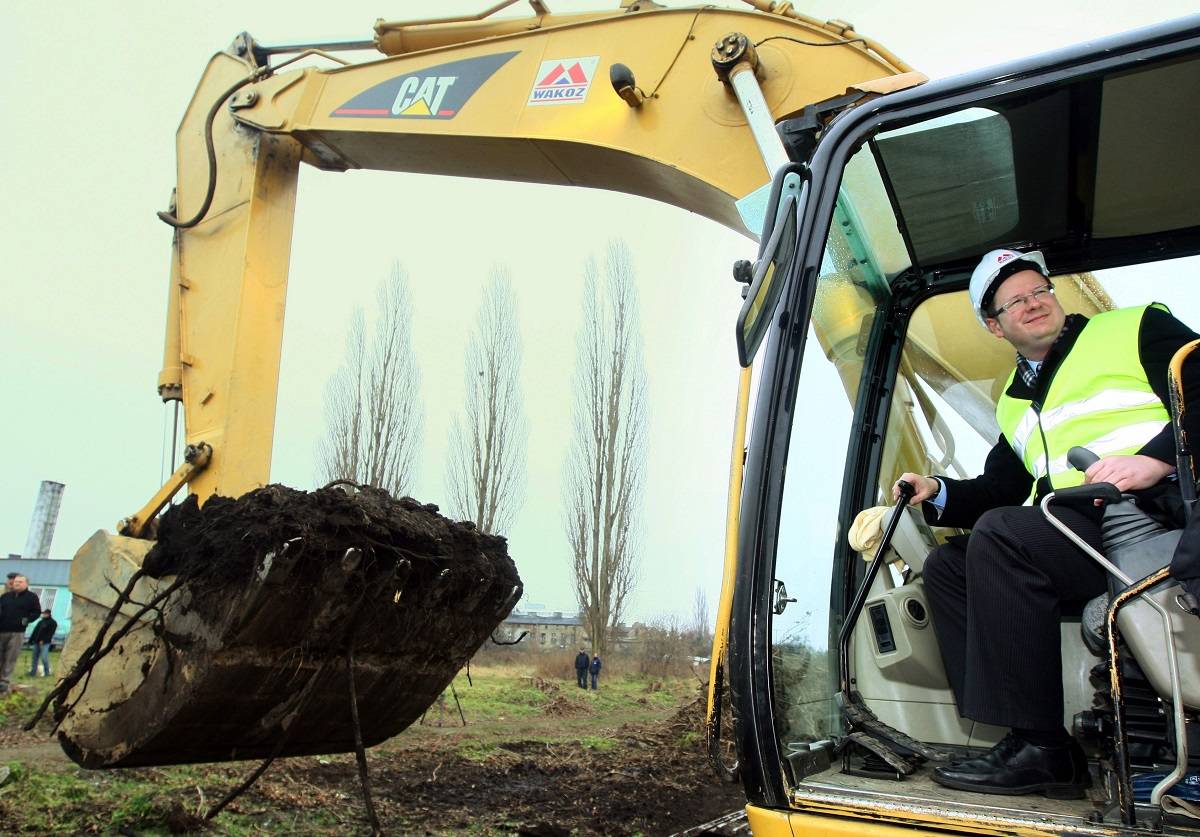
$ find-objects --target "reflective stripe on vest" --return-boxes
[1039,420,1173,479]
[994,304,1170,496]
[1009,389,1163,461]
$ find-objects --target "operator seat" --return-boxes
[1070,488,1200,709]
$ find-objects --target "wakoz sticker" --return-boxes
[527,57,600,106]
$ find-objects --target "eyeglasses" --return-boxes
[993,284,1054,317]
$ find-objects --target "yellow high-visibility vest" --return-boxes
[995,304,1170,497]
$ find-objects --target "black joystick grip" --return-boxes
[1051,482,1123,505]
[1067,446,1100,472]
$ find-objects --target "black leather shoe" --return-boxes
[943,731,1021,770]
[932,733,1090,798]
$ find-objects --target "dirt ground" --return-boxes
[0,669,748,835]
[275,695,744,836]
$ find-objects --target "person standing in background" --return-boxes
[28,609,57,677]
[0,576,40,692]
[574,649,590,689]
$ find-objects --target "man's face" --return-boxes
[984,269,1065,359]
[10,577,28,593]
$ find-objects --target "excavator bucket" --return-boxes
[54,486,520,768]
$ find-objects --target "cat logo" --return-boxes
[332,52,518,120]
[391,75,457,117]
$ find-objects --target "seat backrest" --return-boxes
[1058,443,1200,707]
[1098,504,1200,709]
[1117,575,1200,709]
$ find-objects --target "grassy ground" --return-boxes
[0,660,739,835]
[0,648,60,733]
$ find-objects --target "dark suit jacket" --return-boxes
[926,307,1200,530]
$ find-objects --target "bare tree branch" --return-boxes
[564,240,646,655]
[317,262,423,495]
[692,587,712,645]
[445,267,528,534]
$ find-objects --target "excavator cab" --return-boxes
[729,14,1200,835]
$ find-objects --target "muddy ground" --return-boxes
[260,695,745,835]
[0,675,747,835]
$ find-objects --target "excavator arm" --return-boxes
[155,1,914,505]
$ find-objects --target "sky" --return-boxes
[3,0,1198,624]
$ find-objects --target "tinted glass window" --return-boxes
[1094,56,1200,238]
[874,109,1018,264]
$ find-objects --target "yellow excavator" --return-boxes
[54,0,1200,833]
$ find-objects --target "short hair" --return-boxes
[982,259,1048,317]
[5,573,16,580]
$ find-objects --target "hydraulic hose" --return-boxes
[157,74,259,229]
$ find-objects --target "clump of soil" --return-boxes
[668,683,738,774]
[146,484,514,588]
[518,677,589,718]
[58,484,525,768]
[669,692,710,736]
[541,697,588,717]
[529,676,559,694]
[163,801,208,834]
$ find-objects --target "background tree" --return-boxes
[564,239,647,656]
[317,261,423,494]
[635,616,693,679]
[445,267,528,534]
[691,587,712,648]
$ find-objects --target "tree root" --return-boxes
[205,658,331,821]
[348,644,382,836]
[25,570,185,732]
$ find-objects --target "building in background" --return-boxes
[499,610,586,650]
[497,610,644,651]
[1,556,71,643]
[23,480,65,560]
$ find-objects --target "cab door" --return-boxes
[727,15,1200,815]
[729,131,907,806]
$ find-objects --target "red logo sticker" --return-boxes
[528,57,600,106]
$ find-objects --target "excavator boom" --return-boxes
[158,3,912,506]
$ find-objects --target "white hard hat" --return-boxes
[969,248,1048,325]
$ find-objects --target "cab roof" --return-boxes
[828,14,1200,281]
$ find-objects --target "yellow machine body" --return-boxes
[62,1,1123,833]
